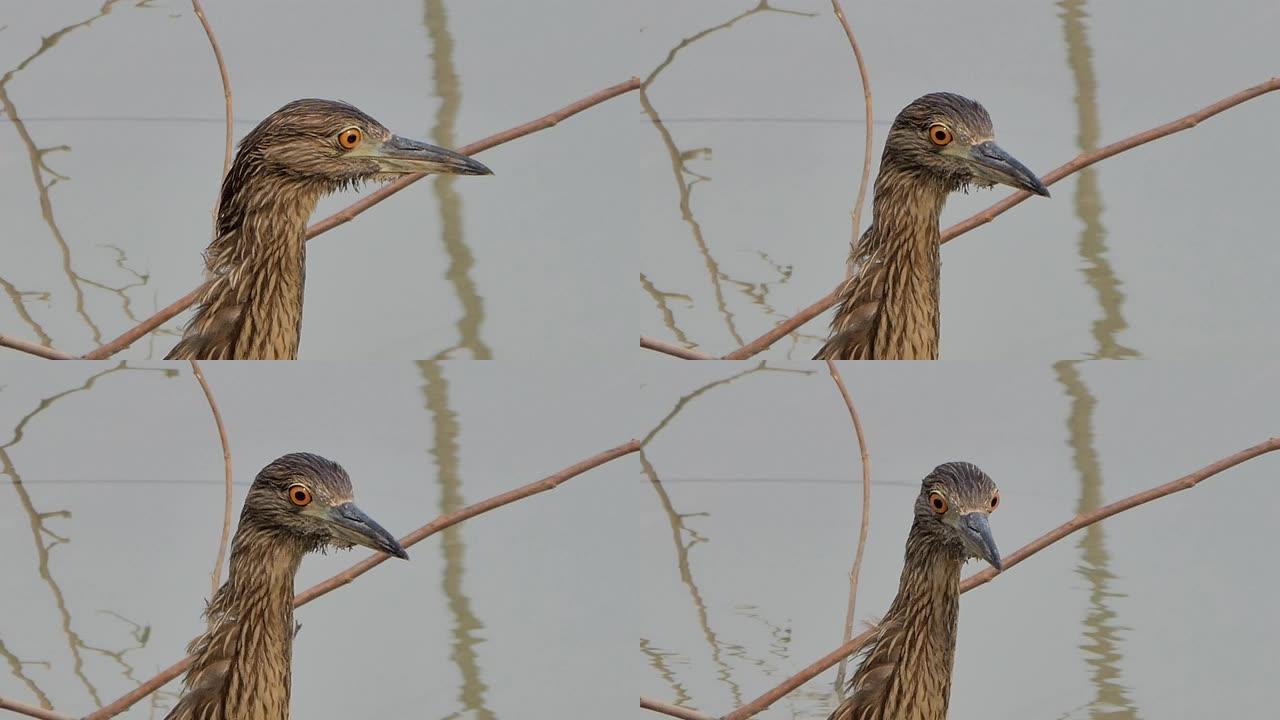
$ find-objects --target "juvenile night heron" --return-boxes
[829,462,1002,720]
[164,453,408,720]
[166,99,492,360]
[814,93,1049,360]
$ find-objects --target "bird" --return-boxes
[828,461,1002,720]
[814,93,1050,360]
[165,99,492,360]
[164,452,409,720]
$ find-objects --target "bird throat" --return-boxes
[169,525,308,720]
[838,522,964,720]
[824,166,949,360]
[172,171,327,359]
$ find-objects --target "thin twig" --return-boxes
[188,360,233,597]
[829,0,872,280]
[0,77,641,361]
[190,0,232,183]
[641,436,1280,720]
[641,335,716,360]
[646,76,1280,361]
[825,361,871,695]
[640,697,716,720]
[82,439,640,720]
[0,697,73,720]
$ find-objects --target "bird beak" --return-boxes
[327,502,410,559]
[965,140,1050,197]
[370,135,492,176]
[959,512,1002,571]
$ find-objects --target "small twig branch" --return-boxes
[81,439,640,720]
[640,436,1280,720]
[0,696,73,720]
[640,697,716,720]
[0,78,640,361]
[640,335,716,360]
[640,76,1280,361]
[825,361,871,694]
[190,0,232,183]
[188,360,233,597]
[829,0,873,280]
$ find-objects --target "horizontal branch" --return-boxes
[0,697,73,720]
[668,76,1280,361]
[0,77,641,361]
[640,335,716,360]
[641,435,1280,720]
[640,697,716,720]
[80,439,640,720]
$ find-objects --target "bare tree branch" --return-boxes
[640,697,716,720]
[641,335,716,360]
[188,360,233,596]
[80,439,640,720]
[825,361,870,695]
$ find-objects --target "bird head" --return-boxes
[883,92,1049,198]
[242,452,409,559]
[914,461,1002,570]
[235,98,492,186]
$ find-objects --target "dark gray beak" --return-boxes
[968,140,1050,197]
[375,135,492,176]
[960,512,1002,571]
[328,502,409,560]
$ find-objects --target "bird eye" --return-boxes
[928,490,947,514]
[287,484,312,507]
[928,124,953,146]
[337,127,363,150]
[990,491,1000,510]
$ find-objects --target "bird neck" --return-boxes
[173,520,309,720]
[844,519,964,720]
[835,164,950,360]
[175,167,328,359]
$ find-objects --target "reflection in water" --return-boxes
[418,361,494,719]
[0,364,175,717]
[640,363,814,712]
[1059,0,1138,360]
[424,0,490,360]
[639,2,823,356]
[1055,5,1141,716]
[0,0,155,349]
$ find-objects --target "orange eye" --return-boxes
[928,490,948,514]
[928,124,953,146]
[337,127,363,150]
[990,491,1000,510]
[288,484,312,507]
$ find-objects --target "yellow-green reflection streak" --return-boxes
[0,636,53,711]
[641,449,743,707]
[1060,0,1138,359]
[0,364,127,706]
[1054,361,1141,719]
[418,360,494,719]
[640,637,695,709]
[0,0,139,347]
[424,0,490,359]
[640,272,695,347]
[639,2,814,349]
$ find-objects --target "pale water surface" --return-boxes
[637,360,1279,718]
[0,361,634,718]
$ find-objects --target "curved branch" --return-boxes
[829,0,873,280]
[188,360,233,596]
[190,0,232,183]
[81,439,640,720]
